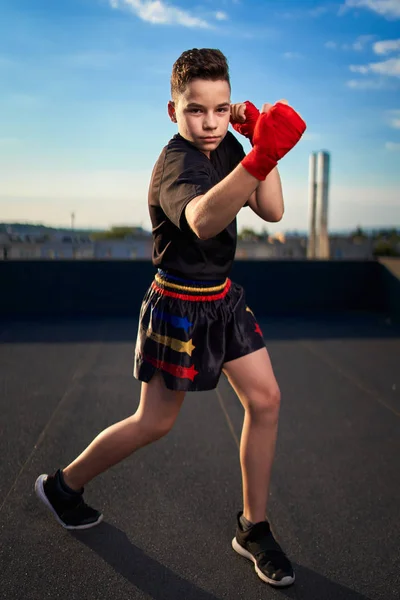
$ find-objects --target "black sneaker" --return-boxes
[232,511,295,587]
[35,469,103,530]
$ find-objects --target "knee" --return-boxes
[138,413,177,442]
[246,383,281,421]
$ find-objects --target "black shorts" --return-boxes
[133,270,266,391]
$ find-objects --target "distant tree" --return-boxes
[373,241,399,257]
[90,226,137,240]
[372,228,400,243]
[238,227,260,242]
[351,226,367,240]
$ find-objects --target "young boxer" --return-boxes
[35,48,305,588]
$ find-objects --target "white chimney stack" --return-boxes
[308,151,330,258]
[307,152,317,258]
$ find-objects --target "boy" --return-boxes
[35,48,305,588]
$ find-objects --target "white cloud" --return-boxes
[109,0,211,28]
[350,34,376,50]
[347,77,391,88]
[326,35,375,51]
[283,52,303,59]
[387,109,400,128]
[215,11,228,20]
[339,35,375,51]
[350,57,400,77]
[373,38,400,54]
[278,5,331,19]
[385,141,400,150]
[309,5,330,17]
[349,64,370,74]
[342,0,400,19]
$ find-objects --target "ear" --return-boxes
[168,101,177,123]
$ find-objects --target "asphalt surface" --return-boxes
[0,314,399,600]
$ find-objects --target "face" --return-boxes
[168,78,231,157]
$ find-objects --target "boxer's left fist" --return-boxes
[230,101,259,145]
[241,99,306,181]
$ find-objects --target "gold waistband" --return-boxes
[155,273,228,293]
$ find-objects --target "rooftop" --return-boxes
[1,309,399,600]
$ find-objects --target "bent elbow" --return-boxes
[190,216,213,240]
[268,208,284,223]
[194,225,213,240]
[186,203,212,240]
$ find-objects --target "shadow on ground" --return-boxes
[72,522,373,600]
[72,522,222,600]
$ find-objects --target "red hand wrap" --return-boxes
[241,102,307,180]
[230,101,260,145]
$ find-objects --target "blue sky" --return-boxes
[0,0,399,233]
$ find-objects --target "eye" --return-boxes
[189,108,202,114]
[217,107,229,113]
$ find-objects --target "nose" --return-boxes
[203,111,218,130]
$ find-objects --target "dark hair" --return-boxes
[171,48,230,100]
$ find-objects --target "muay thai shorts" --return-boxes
[133,269,265,391]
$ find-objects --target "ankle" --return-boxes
[60,468,83,493]
[240,513,254,531]
[243,510,266,525]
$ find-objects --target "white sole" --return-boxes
[232,537,295,587]
[34,474,104,530]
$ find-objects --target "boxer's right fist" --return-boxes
[241,101,306,180]
[230,101,260,145]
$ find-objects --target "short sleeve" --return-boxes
[159,149,214,231]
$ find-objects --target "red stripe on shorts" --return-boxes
[151,279,231,302]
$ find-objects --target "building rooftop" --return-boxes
[1,311,399,600]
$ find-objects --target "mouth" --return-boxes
[200,136,220,142]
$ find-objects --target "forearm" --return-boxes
[253,167,284,222]
[185,164,259,240]
[229,99,305,224]
[186,99,304,238]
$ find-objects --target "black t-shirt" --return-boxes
[148,130,246,280]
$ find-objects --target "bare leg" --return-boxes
[62,373,185,491]
[223,348,281,524]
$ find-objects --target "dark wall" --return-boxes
[379,263,400,320]
[0,259,396,318]
[230,260,387,315]
[0,260,154,318]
